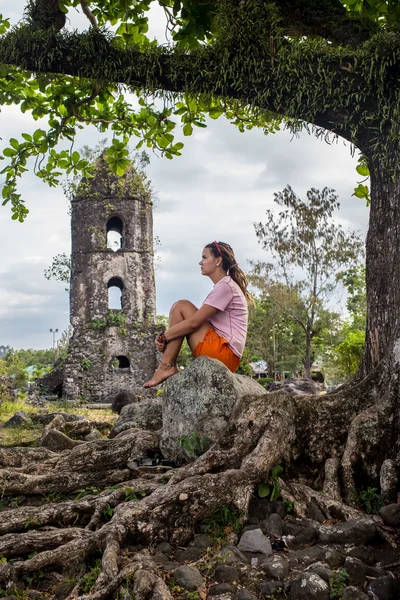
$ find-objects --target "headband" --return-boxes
[213,240,222,256]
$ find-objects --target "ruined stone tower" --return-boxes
[63,156,157,402]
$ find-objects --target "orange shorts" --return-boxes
[193,328,240,373]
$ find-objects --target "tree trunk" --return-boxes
[304,329,312,378]
[362,159,400,376]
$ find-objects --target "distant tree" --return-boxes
[254,187,364,377]
[44,253,71,286]
[337,265,367,331]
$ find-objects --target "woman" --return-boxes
[143,241,251,388]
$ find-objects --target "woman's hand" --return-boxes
[155,332,167,352]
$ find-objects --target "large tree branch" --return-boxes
[0,23,397,145]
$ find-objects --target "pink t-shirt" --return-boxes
[203,276,248,358]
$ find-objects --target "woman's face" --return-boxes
[199,247,220,276]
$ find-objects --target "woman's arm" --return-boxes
[164,304,218,342]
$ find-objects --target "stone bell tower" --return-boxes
[63,155,157,402]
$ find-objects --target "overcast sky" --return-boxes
[0,1,370,350]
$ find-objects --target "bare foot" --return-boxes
[143,364,179,388]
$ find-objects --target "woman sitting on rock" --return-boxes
[143,241,251,388]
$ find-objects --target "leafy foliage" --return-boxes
[329,568,349,599]
[357,487,384,514]
[258,465,283,501]
[0,0,399,218]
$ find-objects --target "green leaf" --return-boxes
[3,148,16,157]
[258,483,270,498]
[183,123,193,136]
[356,165,370,177]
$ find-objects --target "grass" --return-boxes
[0,397,116,448]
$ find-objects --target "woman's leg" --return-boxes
[143,300,210,387]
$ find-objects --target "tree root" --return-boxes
[0,365,397,597]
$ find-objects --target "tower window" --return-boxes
[108,277,124,309]
[112,356,130,369]
[107,216,123,252]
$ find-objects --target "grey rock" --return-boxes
[153,553,169,565]
[248,498,285,521]
[160,357,266,463]
[174,566,204,591]
[192,534,214,549]
[236,589,255,600]
[218,546,249,566]
[325,549,345,569]
[282,519,308,537]
[308,564,333,583]
[256,580,282,596]
[367,576,400,600]
[163,561,179,572]
[342,587,369,600]
[259,555,289,580]
[109,397,162,438]
[317,519,376,545]
[269,377,320,396]
[157,542,173,555]
[213,566,240,583]
[308,502,326,523]
[237,529,272,555]
[112,390,141,414]
[344,556,366,587]
[175,548,202,563]
[248,497,275,521]
[4,410,31,428]
[379,503,400,527]
[346,545,375,565]
[288,546,326,569]
[289,524,317,548]
[260,513,283,538]
[208,584,236,597]
[241,525,259,534]
[288,573,329,600]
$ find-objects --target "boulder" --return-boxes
[344,556,366,587]
[367,576,400,600]
[4,410,31,428]
[174,566,204,591]
[317,519,376,545]
[288,573,329,599]
[379,503,400,526]
[237,529,273,555]
[109,397,162,438]
[160,357,266,463]
[268,377,320,395]
[259,555,289,580]
[111,388,155,414]
[260,513,283,538]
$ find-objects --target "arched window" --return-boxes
[112,356,130,369]
[107,216,123,252]
[108,277,124,309]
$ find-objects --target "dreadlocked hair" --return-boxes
[206,241,253,304]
